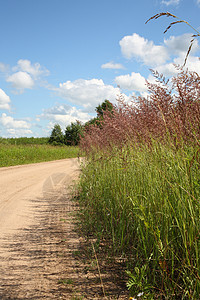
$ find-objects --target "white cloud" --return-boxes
[101,61,124,69]
[115,72,147,92]
[155,57,200,77]
[6,59,49,92]
[197,0,200,5]
[161,0,180,5]
[119,32,200,77]
[6,128,32,137]
[53,78,121,112]
[155,63,179,77]
[120,33,169,66]
[151,34,200,76]
[0,89,11,110]
[40,104,91,128]
[164,34,199,55]
[175,55,200,74]
[0,113,31,129]
[7,71,34,90]
[13,59,49,78]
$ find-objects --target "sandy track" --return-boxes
[0,159,80,234]
[0,158,81,299]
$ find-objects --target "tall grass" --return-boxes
[78,68,200,299]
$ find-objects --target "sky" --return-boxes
[0,0,200,138]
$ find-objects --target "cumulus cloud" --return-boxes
[161,0,180,5]
[120,33,169,66]
[6,59,49,92]
[6,128,33,137]
[0,113,31,129]
[39,104,91,128]
[0,111,32,137]
[154,63,179,77]
[53,78,121,112]
[13,59,49,78]
[115,72,147,92]
[7,71,34,90]
[151,34,200,76]
[101,61,124,69]
[155,56,200,77]
[119,33,200,76]
[164,34,199,55]
[0,89,11,110]
[175,55,200,74]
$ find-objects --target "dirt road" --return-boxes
[0,158,82,299]
[0,159,80,234]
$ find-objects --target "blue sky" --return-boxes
[0,0,200,137]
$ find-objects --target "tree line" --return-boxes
[48,100,114,146]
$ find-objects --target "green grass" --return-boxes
[0,136,49,145]
[78,142,200,299]
[0,144,79,167]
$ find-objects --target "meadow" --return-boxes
[78,69,200,299]
[0,137,49,145]
[0,137,79,167]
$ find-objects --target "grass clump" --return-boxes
[78,68,200,299]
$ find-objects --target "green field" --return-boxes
[0,137,49,145]
[0,144,79,167]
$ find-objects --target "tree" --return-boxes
[96,100,114,118]
[64,121,83,145]
[48,124,64,145]
[84,100,114,132]
[84,117,100,130]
